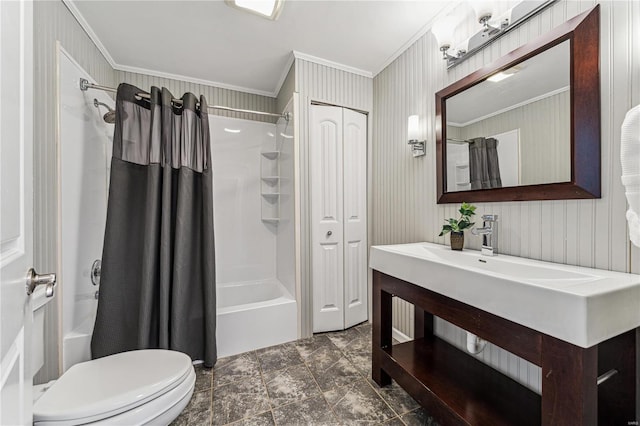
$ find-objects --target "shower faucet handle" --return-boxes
[91,259,101,286]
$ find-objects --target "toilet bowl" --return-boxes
[32,349,195,425]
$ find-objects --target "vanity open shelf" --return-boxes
[371,243,640,426]
[382,336,540,426]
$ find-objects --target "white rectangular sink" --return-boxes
[370,242,640,347]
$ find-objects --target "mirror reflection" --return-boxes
[445,40,571,192]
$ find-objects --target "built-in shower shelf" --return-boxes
[261,192,281,197]
[262,218,280,223]
[261,176,280,184]
[261,151,280,159]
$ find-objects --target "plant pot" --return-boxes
[450,231,464,250]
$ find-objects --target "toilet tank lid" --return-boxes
[33,349,193,423]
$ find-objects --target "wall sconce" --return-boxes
[433,0,555,68]
[407,115,426,157]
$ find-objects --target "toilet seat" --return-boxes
[33,350,195,426]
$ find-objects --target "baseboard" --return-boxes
[392,327,411,343]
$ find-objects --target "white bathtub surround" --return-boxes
[621,104,640,247]
[211,115,298,357]
[58,50,111,372]
[216,279,296,358]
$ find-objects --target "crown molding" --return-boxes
[447,86,570,127]
[62,0,117,68]
[374,0,463,76]
[292,51,373,78]
[64,0,279,97]
[113,63,277,97]
[273,52,296,97]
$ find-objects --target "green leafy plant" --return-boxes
[439,202,476,236]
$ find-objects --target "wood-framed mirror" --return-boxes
[436,5,600,204]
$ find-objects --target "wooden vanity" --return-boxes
[372,270,639,425]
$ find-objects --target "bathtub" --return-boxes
[62,313,96,372]
[216,279,297,358]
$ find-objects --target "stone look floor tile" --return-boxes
[383,417,407,426]
[181,389,212,425]
[212,376,270,425]
[256,343,304,373]
[376,381,421,416]
[303,344,344,371]
[228,410,276,425]
[326,327,362,350]
[271,395,338,425]
[263,363,322,408]
[214,351,261,388]
[177,322,439,425]
[308,355,362,391]
[194,364,213,392]
[324,379,396,423]
[294,334,337,359]
[401,408,440,426]
[355,322,372,338]
[344,350,372,377]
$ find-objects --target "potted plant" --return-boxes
[439,202,476,250]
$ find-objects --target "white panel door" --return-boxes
[0,0,34,424]
[342,109,367,328]
[311,105,344,333]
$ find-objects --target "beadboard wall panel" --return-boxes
[33,0,118,383]
[116,70,278,123]
[373,0,639,394]
[295,58,373,337]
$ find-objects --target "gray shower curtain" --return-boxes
[469,137,502,190]
[91,83,217,367]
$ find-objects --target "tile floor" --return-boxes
[171,323,438,425]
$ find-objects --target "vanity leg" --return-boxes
[597,328,638,425]
[372,271,392,387]
[541,335,598,425]
[414,308,434,340]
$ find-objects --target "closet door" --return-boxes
[342,109,367,328]
[311,105,344,333]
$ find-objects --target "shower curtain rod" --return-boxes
[79,78,291,121]
[447,137,472,143]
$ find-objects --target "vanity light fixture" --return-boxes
[431,15,466,61]
[407,115,426,157]
[470,1,501,36]
[225,0,284,20]
[434,0,555,68]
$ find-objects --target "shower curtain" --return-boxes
[91,83,217,367]
[469,137,502,190]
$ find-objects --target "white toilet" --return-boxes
[31,288,196,425]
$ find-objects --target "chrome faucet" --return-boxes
[472,214,498,256]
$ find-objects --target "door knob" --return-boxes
[326,231,332,237]
[26,268,57,297]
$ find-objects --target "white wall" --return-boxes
[211,116,279,284]
[276,101,296,298]
[34,0,118,383]
[373,0,640,393]
[59,49,112,370]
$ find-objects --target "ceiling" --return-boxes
[447,40,570,126]
[67,0,453,97]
